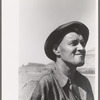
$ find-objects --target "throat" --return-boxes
[56,60,76,81]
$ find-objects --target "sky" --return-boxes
[19,0,97,67]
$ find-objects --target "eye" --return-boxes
[70,40,78,46]
[80,41,86,47]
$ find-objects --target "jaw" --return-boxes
[73,55,85,66]
[75,60,85,67]
[68,58,85,67]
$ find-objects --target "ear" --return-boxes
[53,44,60,56]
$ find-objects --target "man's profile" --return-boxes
[19,21,94,100]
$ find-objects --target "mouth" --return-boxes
[73,49,86,57]
[75,53,85,57]
[75,54,83,55]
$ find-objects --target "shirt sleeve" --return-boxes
[31,74,54,100]
[19,81,38,100]
[19,74,53,100]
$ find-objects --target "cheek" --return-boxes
[59,46,76,58]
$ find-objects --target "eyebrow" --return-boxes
[66,38,85,44]
[67,36,84,41]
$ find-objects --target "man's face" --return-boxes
[57,32,86,67]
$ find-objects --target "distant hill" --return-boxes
[82,48,95,68]
[19,63,46,73]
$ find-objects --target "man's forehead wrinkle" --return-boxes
[62,33,79,43]
[63,33,84,42]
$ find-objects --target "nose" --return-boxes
[77,43,84,51]
[77,43,86,55]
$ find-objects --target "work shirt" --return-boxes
[19,63,94,100]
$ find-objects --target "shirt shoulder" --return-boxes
[75,71,90,85]
[74,71,94,100]
[19,63,56,100]
[19,65,53,88]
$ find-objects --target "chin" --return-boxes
[76,61,85,67]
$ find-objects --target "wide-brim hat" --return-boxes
[44,21,89,61]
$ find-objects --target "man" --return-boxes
[19,21,94,100]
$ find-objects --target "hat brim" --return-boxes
[44,21,89,61]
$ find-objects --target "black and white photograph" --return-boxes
[2,0,98,100]
[18,0,98,100]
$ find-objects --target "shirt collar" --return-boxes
[47,62,69,87]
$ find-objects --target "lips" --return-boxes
[75,53,85,57]
[75,54,83,55]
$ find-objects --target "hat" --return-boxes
[44,21,89,61]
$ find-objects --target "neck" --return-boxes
[56,58,77,81]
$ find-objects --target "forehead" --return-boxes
[62,32,84,42]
